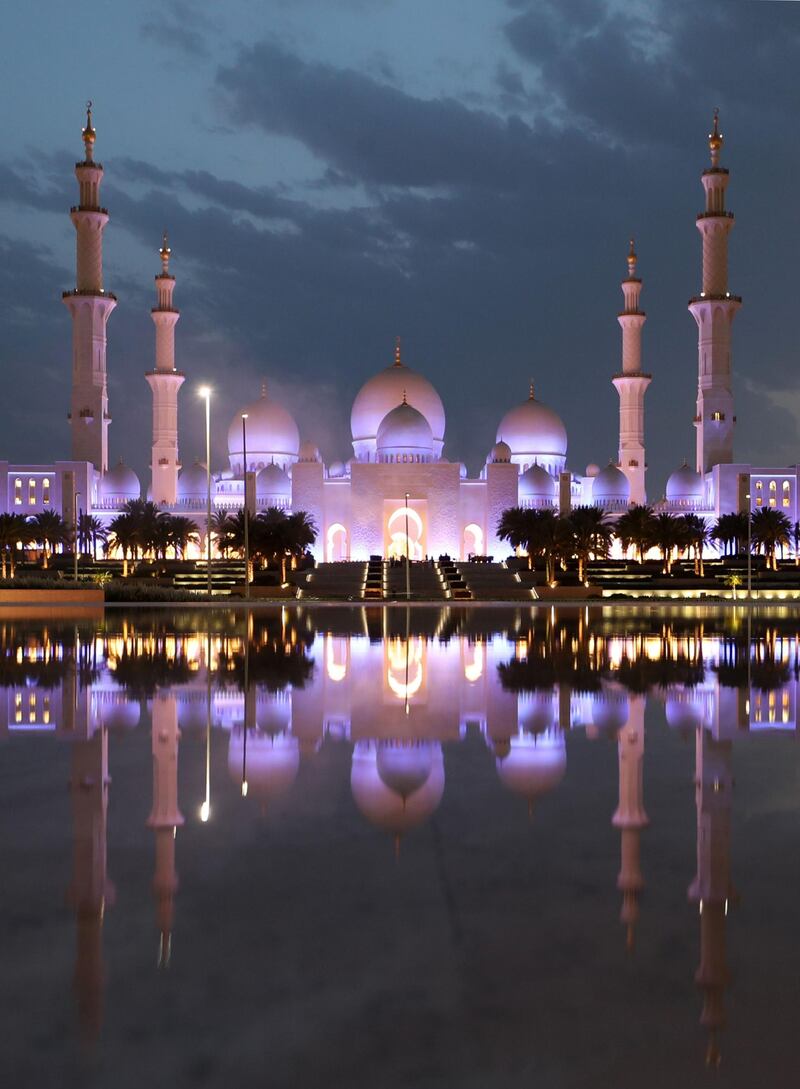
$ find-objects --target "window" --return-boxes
[14,478,21,506]
[783,481,791,492]
[711,411,725,421]
[756,496,763,506]
[769,480,777,492]
[783,498,791,508]
[755,480,763,491]
[28,479,36,505]
[769,497,776,507]
[42,478,50,505]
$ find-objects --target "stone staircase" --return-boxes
[385,560,447,599]
[455,561,536,601]
[174,559,246,596]
[301,561,369,600]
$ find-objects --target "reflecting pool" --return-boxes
[1,605,798,1087]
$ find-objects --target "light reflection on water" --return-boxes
[1,605,798,1086]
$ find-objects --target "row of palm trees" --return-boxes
[497,504,798,580]
[0,500,318,581]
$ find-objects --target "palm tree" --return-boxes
[794,520,800,567]
[651,512,683,575]
[751,508,791,571]
[712,511,749,557]
[107,513,138,576]
[680,513,709,576]
[28,511,67,569]
[77,513,106,559]
[568,506,613,582]
[120,499,164,558]
[0,513,28,579]
[539,515,576,585]
[497,507,531,561]
[165,515,199,559]
[614,504,656,563]
[211,511,235,558]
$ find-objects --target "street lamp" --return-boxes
[198,386,212,599]
[73,491,81,582]
[200,625,212,822]
[404,491,411,600]
[241,413,250,601]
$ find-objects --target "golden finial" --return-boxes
[528,380,535,401]
[402,388,407,405]
[708,107,723,166]
[82,100,96,160]
[261,380,268,398]
[394,336,402,367]
[159,230,171,274]
[627,236,637,276]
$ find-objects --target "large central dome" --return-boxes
[351,341,445,461]
[227,383,300,473]
[496,384,568,475]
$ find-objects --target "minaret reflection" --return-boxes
[65,661,113,1047]
[611,695,648,952]
[146,692,183,968]
[687,724,735,1067]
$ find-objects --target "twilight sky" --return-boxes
[1,0,800,492]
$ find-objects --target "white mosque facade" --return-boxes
[2,106,798,562]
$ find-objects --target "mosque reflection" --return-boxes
[1,605,797,1066]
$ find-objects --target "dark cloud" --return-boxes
[140,0,216,58]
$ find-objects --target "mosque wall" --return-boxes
[485,462,519,556]
[0,461,95,519]
[349,461,462,559]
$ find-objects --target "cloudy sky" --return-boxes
[1,0,800,491]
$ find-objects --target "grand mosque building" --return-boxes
[0,106,793,560]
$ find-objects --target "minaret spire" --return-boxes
[611,696,648,953]
[63,103,116,474]
[146,693,184,969]
[689,109,741,474]
[612,239,651,504]
[394,336,402,367]
[145,232,184,505]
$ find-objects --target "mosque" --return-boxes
[0,105,793,561]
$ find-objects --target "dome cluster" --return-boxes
[666,462,704,506]
[100,459,140,504]
[227,385,300,474]
[495,386,568,476]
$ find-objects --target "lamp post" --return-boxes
[404,491,411,600]
[199,387,212,600]
[746,492,752,604]
[200,625,212,822]
[73,491,81,582]
[241,413,250,601]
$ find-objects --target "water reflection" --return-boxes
[0,605,796,1071]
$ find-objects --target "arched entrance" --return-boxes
[386,505,424,560]
[463,522,484,559]
[326,523,348,561]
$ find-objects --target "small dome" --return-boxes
[376,741,435,800]
[328,461,346,479]
[351,741,444,835]
[496,386,568,472]
[96,694,140,732]
[228,384,300,473]
[496,730,566,808]
[177,460,208,502]
[256,463,290,500]
[665,690,705,733]
[585,463,601,478]
[589,688,629,737]
[666,461,703,504]
[489,441,512,463]
[376,400,434,460]
[459,462,468,480]
[592,461,630,505]
[518,692,556,735]
[100,459,140,502]
[519,463,557,500]
[298,441,321,462]
[351,347,445,460]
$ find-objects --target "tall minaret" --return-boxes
[62,103,116,474]
[611,695,648,951]
[613,240,651,504]
[145,234,184,505]
[687,726,735,1067]
[689,110,742,475]
[146,693,184,968]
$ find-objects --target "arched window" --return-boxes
[28,478,36,505]
[769,480,777,492]
[14,478,22,506]
[42,478,50,505]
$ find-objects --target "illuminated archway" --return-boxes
[326,523,348,561]
[386,506,424,560]
[463,522,484,559]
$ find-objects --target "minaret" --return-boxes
[689,110,742,475]
[612,240,651,505]
[66,724,114,1046]
[62,103,116,474]
[687,726,735,1067]
[145,234,185,505]
[611,695,648,951]
[146,693,184,967]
